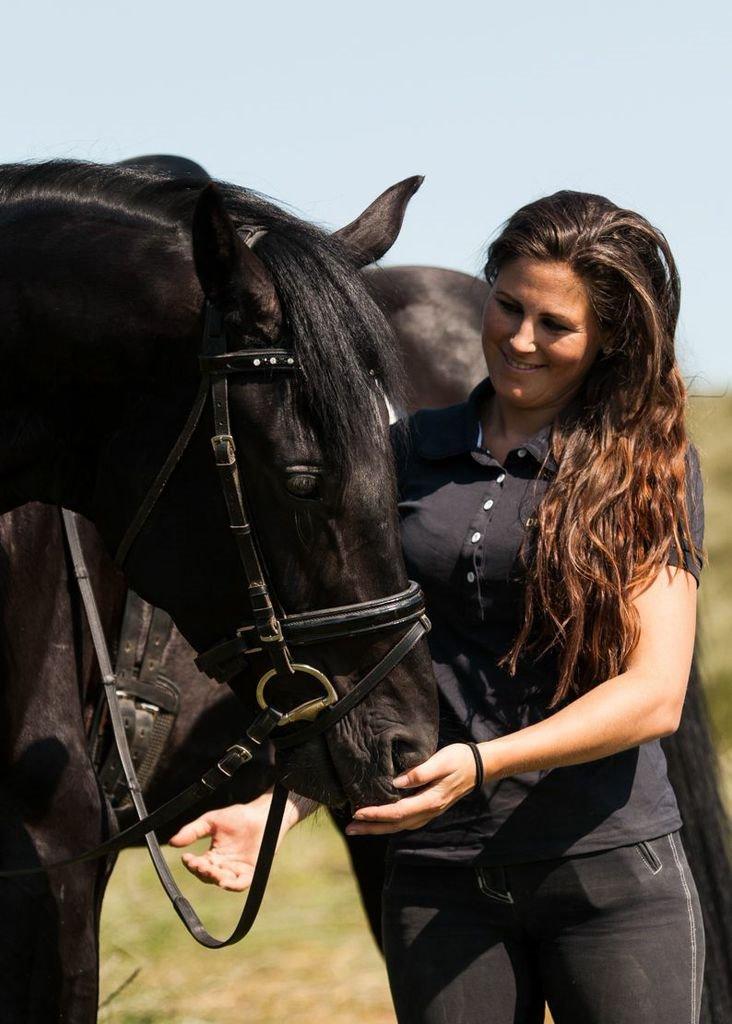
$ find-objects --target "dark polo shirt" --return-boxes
[389,377,704,865]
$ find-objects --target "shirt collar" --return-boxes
[415,376,558,474]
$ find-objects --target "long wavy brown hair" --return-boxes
[486,191,704,706]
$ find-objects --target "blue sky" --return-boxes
[2,0,730,384]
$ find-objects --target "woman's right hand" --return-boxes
[168,789,311,891]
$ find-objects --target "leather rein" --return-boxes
[0,241,431,949]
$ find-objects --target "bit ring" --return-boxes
[256,663,337,726]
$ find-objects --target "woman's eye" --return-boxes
[285,474,322,499]
[498,299,520,314]
[542,319,567,332]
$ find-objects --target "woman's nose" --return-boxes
[510,318,538,353]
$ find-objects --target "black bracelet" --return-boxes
[464,741,484,794]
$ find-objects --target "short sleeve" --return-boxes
[665,442,705,586]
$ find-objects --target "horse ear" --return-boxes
[191,183,282,341]
[333,176,424,268]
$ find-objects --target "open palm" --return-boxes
[168,790,277,892]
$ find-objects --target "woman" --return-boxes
[170,191,705,1024]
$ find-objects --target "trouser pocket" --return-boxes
[635,838,664,875]
[475,865,514,904]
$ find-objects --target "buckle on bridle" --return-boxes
[259,619,284,644]
[211,434,236,466]
[216,743,254,777]
[256,663,338,726]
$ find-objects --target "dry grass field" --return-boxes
[99,396,732,1024]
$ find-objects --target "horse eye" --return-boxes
[285,474,322,499]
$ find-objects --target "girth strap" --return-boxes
[91,590,180,809]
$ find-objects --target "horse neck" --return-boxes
[0,207,201,516]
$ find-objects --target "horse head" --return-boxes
[0,161,438,808]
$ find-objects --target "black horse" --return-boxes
[0,160,440,1021]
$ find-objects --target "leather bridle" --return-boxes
[0,232,432,950]
[115,287,431,754]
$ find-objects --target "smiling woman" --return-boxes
[483,259,603,417]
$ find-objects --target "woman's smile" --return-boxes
[501,349,547,373]
[481,258,603,425]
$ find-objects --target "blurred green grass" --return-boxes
[690,396,732,757]
[100,396,731,1022]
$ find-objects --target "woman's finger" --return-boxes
[180,854,223,885]
[393,753,447,790]
[168,816,214,847]
[346,813,433,835]
[220,869,254,893]
[181,852,253,891]
[181,852,239,886]
[351,783,447,825]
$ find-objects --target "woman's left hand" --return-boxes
[345,743,481,835]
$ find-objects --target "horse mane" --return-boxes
[0,160,404,475]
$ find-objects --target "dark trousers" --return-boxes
[382,832,704,1024]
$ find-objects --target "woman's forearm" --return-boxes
[482,668,681,781]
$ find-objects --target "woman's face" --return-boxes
[481,258,603,412]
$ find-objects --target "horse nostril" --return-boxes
[391,737,418,777]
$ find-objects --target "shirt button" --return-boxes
[497,473,506,483]
[483,499,494,511]
[517,448,527,458]
[467,571,476,583]
[471,531,481,543]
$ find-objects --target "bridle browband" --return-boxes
[0,228,431,950]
